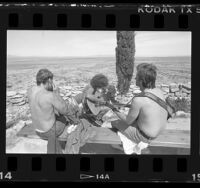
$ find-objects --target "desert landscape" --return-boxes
[6,56,191,154]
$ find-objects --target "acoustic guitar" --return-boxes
[86,90,106,115]
[86,96,131,115]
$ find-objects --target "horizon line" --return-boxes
[7,55,191,58]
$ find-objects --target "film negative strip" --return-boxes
[0,3,200,182]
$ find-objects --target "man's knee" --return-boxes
[122,126,137,141]
[111,120,129,132]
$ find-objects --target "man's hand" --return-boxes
[53,84,60,95]
[104,101,119,112]
[97,100,107,106]
[111,106,120,112]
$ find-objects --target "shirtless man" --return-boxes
[28,69,75,154]
[109,63,168,146]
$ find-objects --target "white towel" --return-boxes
[117,132,149,155]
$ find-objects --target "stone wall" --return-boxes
[159,83,191,113]
[159,83,191,99]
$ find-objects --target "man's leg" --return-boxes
[36,120,67,154]
[111,120,140,143]
[36,130,57,154]
[111,120,130,132]
[55,114,69,125]
[46,130,58,154]
[54,120,67,153]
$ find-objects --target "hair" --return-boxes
[36,69,53,86]
[90,74,109,93]
[136,63,149,71]
[136,63,157,89]
[104,84,116,101]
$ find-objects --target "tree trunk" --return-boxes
[116,31,135,95]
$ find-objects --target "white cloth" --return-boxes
[67,124,78,134]
[101,121,149,154]
[117,132,149,155]
[101,121,112,128]
[35,129,46,133]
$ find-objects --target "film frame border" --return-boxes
[0,3,199,182]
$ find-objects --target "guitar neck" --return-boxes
[105,102,131,109]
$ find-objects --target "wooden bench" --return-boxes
[87,127,190,149]
[17,123,190,150]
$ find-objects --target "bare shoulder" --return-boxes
[131,95,143,107]
[154,88,165,100]
[27,86,36,98]
[156,87,164,94]
[38,90,55,104]
[27,88,31,97]
[49,91,65,103]
[27,86,34,94]
[85,85,94,95]
[45,90,55,101]
[82,85,90,94]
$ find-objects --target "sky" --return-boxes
[7,31,191,57]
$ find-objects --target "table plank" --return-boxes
[17,123,190,148]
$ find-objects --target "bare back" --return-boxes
[28,86,56,132]
[135,89,168,138]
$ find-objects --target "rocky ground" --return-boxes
[6,81,191,127]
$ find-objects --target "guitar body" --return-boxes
[85,86,131,116]
[86,92,105,115]
[87,97,131,116]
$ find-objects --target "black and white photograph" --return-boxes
[6,30,191,154]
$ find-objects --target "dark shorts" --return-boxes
[36,115,68,154]
[111,120,153,144]
[36,120,66,140]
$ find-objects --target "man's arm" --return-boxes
[113,97,141,126]
[85,87,106,104]
[113,111,126,122]
[125,97,140,125]
[86,94,106,103]
[51,89,81,124]
[51,91,70,115]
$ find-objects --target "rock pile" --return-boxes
[7,90,28,106]
[160,82,191,113]
[115,82,191,113]
[115,84,141,104]
[6,82,191,107]
[159,82,191,99]
[58,84,86,100]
